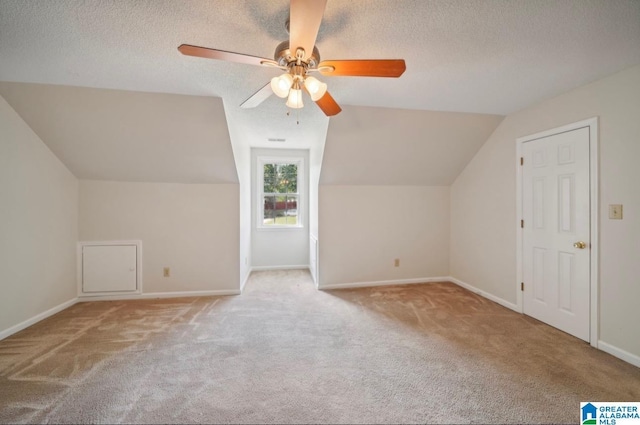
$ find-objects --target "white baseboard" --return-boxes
[77,289,240,302]
[0,297,78,341]
[319,276,449,290]
[251,265,310,271]
[598,340,640,368]
[448,276,519,312]
[319,275,519,312]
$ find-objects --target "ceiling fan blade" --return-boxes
[314,90,342,116]
[178,44,273,67]
[289,0,327,60]
[318,59,406,77]
[240,83,274,109]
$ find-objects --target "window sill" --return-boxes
[256,225,305,232]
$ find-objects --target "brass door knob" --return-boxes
[573,241,587,249]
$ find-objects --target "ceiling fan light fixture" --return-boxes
[286,87,304,109]
[304,76,327,101]
[179,0,406,117]
[271,73,293,98]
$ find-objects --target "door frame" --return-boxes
[515,117,599,347]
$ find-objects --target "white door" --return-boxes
[522,126,590,341]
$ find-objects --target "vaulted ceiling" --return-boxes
[0,82,238,183]
[1,0,639,184]
[321,106,503,185]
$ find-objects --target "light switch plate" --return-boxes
[609,204,623,219]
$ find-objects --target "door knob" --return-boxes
[573,241,587,249]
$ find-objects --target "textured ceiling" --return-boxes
[1,0,639,183]
[2,0,639,114]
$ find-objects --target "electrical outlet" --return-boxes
[609,204,623,219]
[163,267,170,277]
[394,259,400,267]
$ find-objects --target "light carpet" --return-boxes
[1,270,639,424]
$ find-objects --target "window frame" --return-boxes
[256,156,304,230]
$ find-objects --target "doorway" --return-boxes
[516,118,598,345]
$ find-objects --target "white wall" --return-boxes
[0,95,78,334]
[79,180,239,293]
[308,139,324,284]
[451,64,640,359]
[309,132,325,240]
[224,109,252,290]
[237,150,252,288]
[251,148,310,269]
[319,186,449,287]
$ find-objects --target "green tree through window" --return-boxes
[262,163,299,226]
[263,164,297,193]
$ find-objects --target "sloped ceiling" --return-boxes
[0,1,639,184]
[0,82,238,183]
[321,106,503,185]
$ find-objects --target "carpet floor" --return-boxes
[1,270,639,424]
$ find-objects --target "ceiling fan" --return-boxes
[178,0,406,117]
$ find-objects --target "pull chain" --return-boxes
[285,108,300,125]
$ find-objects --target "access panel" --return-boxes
[82,245,137,293]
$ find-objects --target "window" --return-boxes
[258,158,303,228]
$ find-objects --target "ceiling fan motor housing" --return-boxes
[274,40,320,69]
